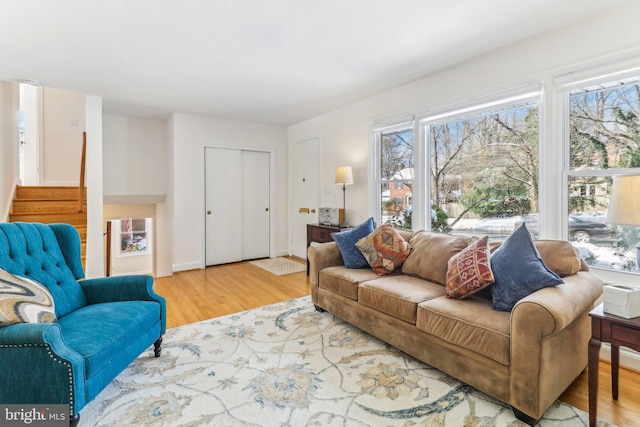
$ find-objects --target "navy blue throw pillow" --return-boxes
[490,223,563,312]
[331,218,375,269]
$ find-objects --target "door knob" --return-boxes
[207,210,212,215]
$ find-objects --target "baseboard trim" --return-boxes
[173,261,202,272]
[599,343,640,372]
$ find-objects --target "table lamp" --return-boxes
[606,174,640,267]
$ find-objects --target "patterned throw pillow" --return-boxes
[355,224,412,275]
[445,236,494,299]
[331,218,375,269]
[0,268,56,327]
[490,223,564,312]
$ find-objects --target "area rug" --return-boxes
[249,257,306,276]
[78,296,615,426]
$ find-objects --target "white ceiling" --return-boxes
[0,0,629,125]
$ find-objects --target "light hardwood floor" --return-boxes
[154,258,639,427]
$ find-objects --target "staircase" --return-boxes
[9,185,87,265]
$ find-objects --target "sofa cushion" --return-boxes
[331,218,375,269]
[355,224,412,275]
[417,296,511,365]
[0,267,56,326]
[358,276,445,324]
[401,231,472,285]
[319,266,380,300]
[534,240,582,277]
[446,236,494,299]
[57,301,161,377]
[490,224,564,312]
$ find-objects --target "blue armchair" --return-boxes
[0,222,166,426]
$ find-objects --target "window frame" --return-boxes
[560,66,640,282]
[371,120,420,229]
[117,217,152,257]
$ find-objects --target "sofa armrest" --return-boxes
[81,275,167,334]
[512,272,603,335]
[509,271,603,419]
[308,242,344,287]
[0,323,86,415]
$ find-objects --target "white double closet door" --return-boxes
[205,147,270,266]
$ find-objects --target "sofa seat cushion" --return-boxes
[358,276,445,324]
[319,266,380,300]
[57,301,161,377]
[416,296,511,365]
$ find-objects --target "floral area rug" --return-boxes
[79,296,615,426]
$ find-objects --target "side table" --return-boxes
[306,223,346,275]
[588,303,640,427]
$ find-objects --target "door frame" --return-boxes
[203,144,276,266]
[288,137,321,257]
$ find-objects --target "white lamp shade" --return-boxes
[606,175,640,226]
[335,166,354,185]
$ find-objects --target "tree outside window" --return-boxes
[428,103,539,239]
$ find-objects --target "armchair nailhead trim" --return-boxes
[0,343,75,414]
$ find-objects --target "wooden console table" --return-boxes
[306,223,344,275]
[588,303,640,427]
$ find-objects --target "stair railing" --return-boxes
[78,132,86,212]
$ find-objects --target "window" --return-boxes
[566,76,640,273]
[119,218,150,255]
[425,99,540,238]
[373,124,414,229]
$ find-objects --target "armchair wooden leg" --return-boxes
[153,336,163,357]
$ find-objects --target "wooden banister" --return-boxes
[78,132,86,212]
[105,220,112,276]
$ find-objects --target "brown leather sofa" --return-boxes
[308,229,603,426]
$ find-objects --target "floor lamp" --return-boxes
[335,166,353,227]
[606,174,640,267]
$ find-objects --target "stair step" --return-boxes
[8,212,87,226]
[12,199,83,214]
[15,186,86,201]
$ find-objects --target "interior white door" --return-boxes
[291,138,319,259]
[241,150,270,260]
[21,84,42,185]
[205,148,243,265]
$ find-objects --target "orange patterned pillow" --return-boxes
[355,224,412,275]
[446,236,494,299]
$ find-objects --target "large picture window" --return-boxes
[426,100,540,239]
[566,76,640,273]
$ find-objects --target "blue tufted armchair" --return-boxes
[0,222,166,426]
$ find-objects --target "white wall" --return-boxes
[287,1,640,235]
[42,87,85,186]
[85,95,104,279]
[102,114,167,197]
[0,81,19,221]
[169,113,287,271]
